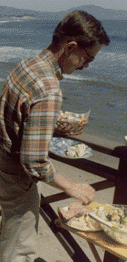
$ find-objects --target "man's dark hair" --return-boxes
[52,10,110,48]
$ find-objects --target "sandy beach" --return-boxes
[35,132,124,262]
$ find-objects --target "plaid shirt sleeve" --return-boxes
[0,50,63,182]
[20,92,62,182]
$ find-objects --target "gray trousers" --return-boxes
[0,150,42,262]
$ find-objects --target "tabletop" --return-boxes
[55,201,127,261]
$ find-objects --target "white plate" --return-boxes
[49,137,93,159]
[60,206,101,232]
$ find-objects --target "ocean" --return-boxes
[0,17,127,143]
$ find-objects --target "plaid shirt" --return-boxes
[0,49,63,182]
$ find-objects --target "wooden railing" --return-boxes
[41,133,118,205]
[40,132,127,262]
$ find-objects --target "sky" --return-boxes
[0,0,127,12]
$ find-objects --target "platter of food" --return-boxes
[58,202,127,243]
[91,204,127,244]
[58,202,102,232]
[49,137,93,159]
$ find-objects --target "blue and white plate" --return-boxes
[49,137,93,159]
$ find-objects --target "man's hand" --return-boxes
[64,181,95,205]
[48,173,95,205]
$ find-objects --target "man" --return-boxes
[0,10,110,262]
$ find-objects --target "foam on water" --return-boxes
[63,74,97,82]
[0,77,5,82]
[94,50,127,67]
[0,46,40,62]
[0,19,27,24]
[0,45,126,88]
[0,20,9,24]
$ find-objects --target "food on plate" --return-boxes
[66,143,87,157]
[58,202,101,231]
[95,205,127,231]
[69,213,101,230]
[58,202,87,221]
[92,205,127,244]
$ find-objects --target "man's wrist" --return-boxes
[47,173,72,191]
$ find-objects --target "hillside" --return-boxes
[0,5,127,21]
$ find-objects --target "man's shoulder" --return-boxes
[22,51,56,79]
[6,50,61,104]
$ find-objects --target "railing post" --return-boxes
[103,146,127,262]
[113,146,127,205]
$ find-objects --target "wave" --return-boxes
[0,46,126,89]
[0,19,26,24]
[0,45,126,64]
[62,73,126,92]
[0,46,40,62]
[0,20,10,24]
[63,74,96,82]
[0,77,5,82]
[63,73,102,84]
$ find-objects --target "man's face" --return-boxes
[60,42,102,74]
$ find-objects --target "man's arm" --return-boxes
[20,93,95,204]
[20,92,62,182]
[47,173,95,205]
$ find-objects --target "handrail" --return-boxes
[61,137,113,156]
[53,131,124,156]
[49,152,117,180]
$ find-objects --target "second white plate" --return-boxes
[49,137,93,159]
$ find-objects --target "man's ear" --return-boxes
[64,41,78,55]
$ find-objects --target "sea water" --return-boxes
[0,18,126,142]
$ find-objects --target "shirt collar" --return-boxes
[39,49,63,80]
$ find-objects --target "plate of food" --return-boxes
[49,137,93,159]
[58,202,102,231]
[90,204,127,244]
